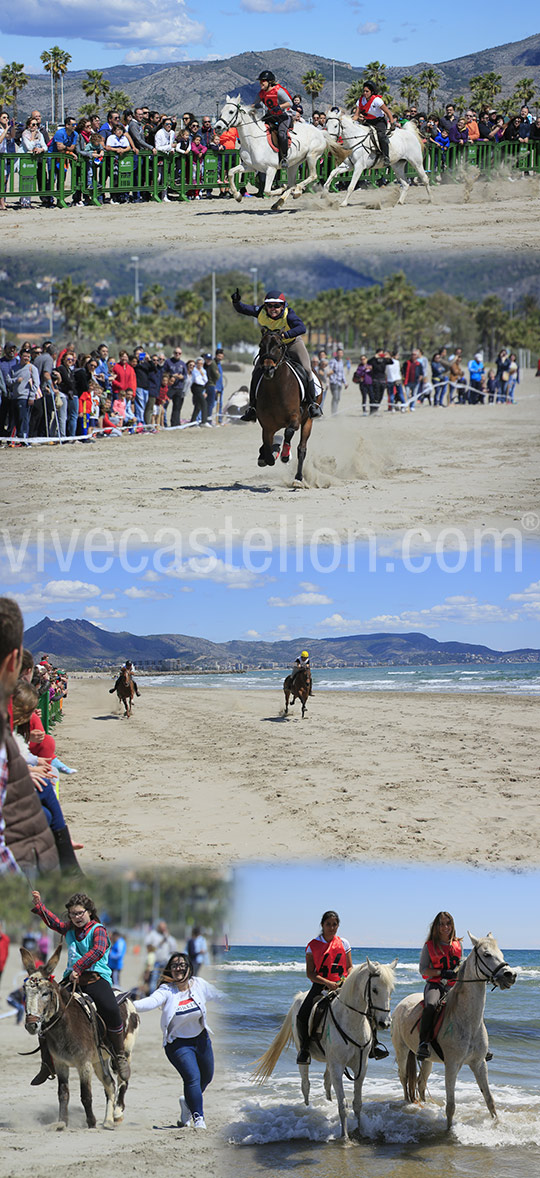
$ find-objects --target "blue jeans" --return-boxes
[38,778,66,833]
[135,387,148,422]
[66,396,79,437]
[164,1029,214,1118]
[206,384,217,421]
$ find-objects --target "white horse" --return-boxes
[252,959,397,1139]
[391,933,516,1129]
[324,110,432,206]
[214,96,330,209]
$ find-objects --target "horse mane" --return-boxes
[324,110,365,162]
[340,959,395,1000]
[401,119,425,155]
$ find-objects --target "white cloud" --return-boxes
[508,580,540,602]
[142,571,161,582]
[101,592,117,600]
[2,2,207,50]
[85,606,127,620]
[166,558,258,589]
[124,587,171,599]
[318,613,363,631]
[240,0,311,11]
[317,595,524,634]
[268,592,332,607]
[245,629,260,638]
[357,20,380,34]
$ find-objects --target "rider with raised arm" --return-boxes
[417,910,462,1060]
[254,70,294,166]
[231,288,322,421]
[29,889,132,1084]
[352,80,394,165]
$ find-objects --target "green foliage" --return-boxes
[418,67,441,113]
[511,77,535,109]
[301,69,326,115]
[364,61,389,96]
[40,47,72,124]
[82,70,111,108]
[0,62,29,121]
[108,89,133,114]
[55,276,95,339]
[399,74,420,108]
[469,71,502,110]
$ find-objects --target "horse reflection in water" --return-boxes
[255,329,322,485]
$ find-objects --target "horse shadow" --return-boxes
[261,715,288,723]
[93,714,121,721]
[176,482,274,494]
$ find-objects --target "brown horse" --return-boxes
[21,944,139,1130]
[283,665,312,718]
[255,330,322,484]
[109,667,135,717]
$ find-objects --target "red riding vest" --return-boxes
[358,93,381,120]
[260,83,293,111]
[422,939,462,985]
[308,935,348,980]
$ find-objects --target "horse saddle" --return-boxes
[265,123,292,155]
[307,991,336,1053]
[284,358,322,405]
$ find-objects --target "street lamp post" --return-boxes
[211,270,217,355]
[507,287,514,319]
[332,61,336,108]
[131,255,140,320]
[249,266,258,305]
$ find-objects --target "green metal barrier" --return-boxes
[1,142,539,206]
[38,690,50,733]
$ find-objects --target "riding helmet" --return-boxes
[264,290,287,305]
[301,650,309,658]
[258,70,276,84]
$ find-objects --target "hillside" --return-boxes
[24,616,540,670]
[18,36,540,121]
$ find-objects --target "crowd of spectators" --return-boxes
[0,597,81,875]
[2,96,538,210]
[0,338,226,440]
[338,344,521,413]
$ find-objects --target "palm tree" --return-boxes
[81,70,111,109]
[418,67,441,114]
[174,290,209,350]
[0,62,28,122]
[469,72,502,111]
[399,74,420,108]
[108,89,132,114]
[364,62,389,96]
[55,276,94,339]
[40,46,72,124]
[142,284,169,317]
[344,80,366,112]
[511,77,535,110]
[0,80,13,111]
[301,69,325,117]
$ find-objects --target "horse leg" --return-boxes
[444,1061,460,1129]
[469,1058,497,1120]
[417,1058,432,1103]
[227,162,245,203]
[323,1066,332,1101]
[284,689,289,715]
[341,158,369,207]
[292,150,322,199]
[352,1056,368,1135]
[294,417,313,484]
[298,1061,310,1106]
[392,161,411,206]
[393,1037,411,1101]
[280,424,295,463]
[413,155,432,201]
[260,423,277,466]
[79,1062,97,1128]
[56,1064,70,1128]
[96,1058,117,1130]
[301,692,307,718]
[114,1079,128,1122]
[323,159,350,192]
[328,1065,349,1140]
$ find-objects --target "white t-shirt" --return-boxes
[358,95,386,120]
[386,359,401,383]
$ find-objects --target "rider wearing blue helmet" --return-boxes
[231,288,322,421]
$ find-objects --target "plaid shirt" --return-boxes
[32,901,109,974]
[0,743,21,875]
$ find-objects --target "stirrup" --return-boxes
[416,1041,430,1060]
[308,402,322,417]
[241,406,257,422]
[296,1048,311,1065]
[369,1042,389,1060]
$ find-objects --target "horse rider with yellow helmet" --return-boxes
[352,80,394,165]
[291,650,313,695]
[231,288,323,421]
[255,69,294,166]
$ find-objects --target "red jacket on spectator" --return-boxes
[111,361,136,397]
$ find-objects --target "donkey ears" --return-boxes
[20,946,37,973]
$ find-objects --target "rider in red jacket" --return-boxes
[255,70,294,166]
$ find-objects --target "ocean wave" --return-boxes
[221,961,306,973]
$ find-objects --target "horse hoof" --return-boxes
[102,1120,116,1131]
[266,454,275,466]
[55,1122,67,1132]
[257,456,267,467]
[271,199,284,211]
[280,446,290,463]
[292,478,304,489]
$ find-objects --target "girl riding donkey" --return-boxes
[231,288,322,421]
[29,890,132,1085]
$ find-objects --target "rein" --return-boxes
[19,979,78,1055]
[327,117,374,153]
[326,971,389,1080]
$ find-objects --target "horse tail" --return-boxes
[251,1003,294,1084]
[405,1049,419,1102]
[324,133,350,163]
[402,119,426,156]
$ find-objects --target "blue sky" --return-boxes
[0,5,536,73]
[232,863,540,947]
[1,537,539,649]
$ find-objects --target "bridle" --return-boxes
[259,331,288,377]
[20,976,77,1053]
[326,113,373,152]
[325,969,392,1080]
[466,945,513,989]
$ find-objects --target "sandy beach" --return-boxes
[51,677,538,870]
[0,944,232,1178]
[3,372,538,546]
[4,172,540,259]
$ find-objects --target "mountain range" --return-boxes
[24,617,540,670]
[20,36,540,122]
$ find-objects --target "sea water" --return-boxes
[218,945,540,1178]
[146,662,540,695]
